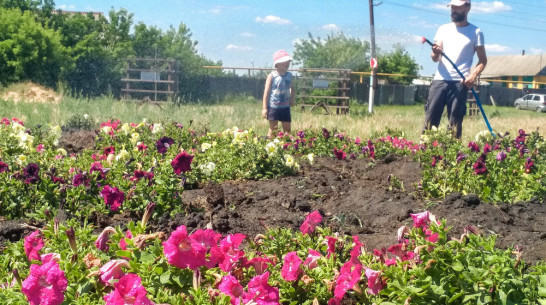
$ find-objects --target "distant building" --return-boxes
[52,10,103,20]
[477,53,546,89]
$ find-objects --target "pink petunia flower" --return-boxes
[100,259,130,285]
[217,233,246,272]
[22,261,68,305]
[36,144,45,153]
[365,268,385,295]
[24,230,44,261]
[119,230,133,251]
[281,251,302,281]
[219,275,244,305]
[171,151,193,175]
[299,210,322,235]
[103,273,153,305]
[100,185,125,211]
[95,226,117,252]
[163,225,219,270]
[334,263,362,300]
[325,236,338,258]
[410,211,435,229]
[243,256,274,275]
[304,249,322,270]
[40,253,61,264]
[243,272,280,305]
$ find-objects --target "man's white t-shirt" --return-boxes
[433,23,484,81]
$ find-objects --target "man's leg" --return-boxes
[446,82,468,139]
[423,80,447,133]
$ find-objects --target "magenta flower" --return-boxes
[299,210,322,235]
[456,151,467,163]
[365,268,385,295]
[100,259,130,285]
[281,251,302,281]
[473,154,488,175]
[119,230,133,251]
[219,275,244,305]
[525,157,534,173]
[243,256,274,275]
[0,160,9,173]
[410,211,433,229]
[24,230,44,261]
[496,151,507,161]
[243,272,279,305]
[103,273,153,305]
[171,151,193,174]
[325,236,338,258]
[40,253,61,264]
[163,225,220,270]
[483,143,492,154]
[468,142,480,152]
[72,173,89,187]
[22,261,68,305]
[304,249,322,270]
[322,127,330,139]
[95,226,117,252]
[156,136,174,154]
[217,233,246,272]
[297,130,305,138]
[137,142,148,151]
[89,162,106,180]
[103,146,115,156]
[100,185,125,211]
[431,155,443,167]
[334,263,362,300]
[333,147,346,160]
[23,163,40,184]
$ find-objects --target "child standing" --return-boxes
[262,50,295,138]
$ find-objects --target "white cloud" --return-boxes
[225,44,253,51]
[58,4,76,10]
[321,24,340,32]
[528,48,545,54]
[485,43,511,53]
[472,1,512,13]
[430,1,511,13]
[240,32,256,37]
[209,6,222,14]
[255,15,292,25]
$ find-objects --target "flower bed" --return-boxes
[0,117,545,304]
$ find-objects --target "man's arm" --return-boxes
[431,40,443,62]
[465,45,487,88]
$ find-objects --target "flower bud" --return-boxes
[141,202,156,228]
[65,227,77,254]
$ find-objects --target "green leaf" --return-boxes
[452,261,464,272]
[160,270,172,285]
[448,291,464,303]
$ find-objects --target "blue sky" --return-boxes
[56,0,546,76]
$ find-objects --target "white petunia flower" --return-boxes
[284,154,295,167]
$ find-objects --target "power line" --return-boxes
[382,0,546,33]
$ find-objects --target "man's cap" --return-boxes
[273,50,292,66]
[447,0,470,6]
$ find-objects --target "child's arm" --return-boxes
[262,74,272,119]
[289,82,295,107]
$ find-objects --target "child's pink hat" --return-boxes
[273,50,292,66]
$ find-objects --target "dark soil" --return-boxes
[1,131,545,265]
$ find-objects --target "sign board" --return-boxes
[370,57,378,69]
[141,71,160,81]
[312,79,330,89]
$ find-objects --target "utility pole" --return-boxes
[368,0,380,113]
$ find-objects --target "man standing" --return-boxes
[423,0,487,139]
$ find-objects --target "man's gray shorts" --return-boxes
[423,80,468,139]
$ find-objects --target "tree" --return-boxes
[377,43,420,84]
[293,33,370,71]
[0,8,67,87]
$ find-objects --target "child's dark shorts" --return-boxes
[267,107,291,122]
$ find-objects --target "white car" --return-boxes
[514,94,546,112]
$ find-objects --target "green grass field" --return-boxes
[1,91,544,143]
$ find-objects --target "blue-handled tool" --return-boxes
[422,37,495,137]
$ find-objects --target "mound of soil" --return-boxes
[1,83,61,104]
[150,156,545,264]
[1,131,544,265]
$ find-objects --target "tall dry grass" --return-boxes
[1,91,544,143]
